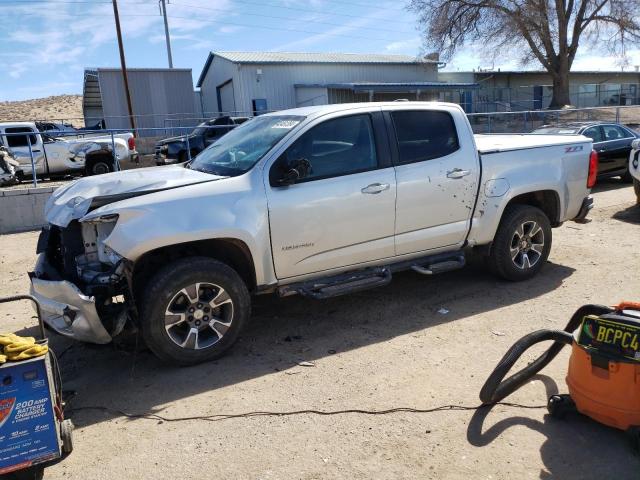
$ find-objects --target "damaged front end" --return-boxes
[30,215,132,344]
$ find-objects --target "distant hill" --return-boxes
[0,95,83,126]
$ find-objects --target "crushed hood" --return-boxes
[46,165,224,227]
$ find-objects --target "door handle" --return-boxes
[361,182,390,194]
[446,168,471,179]
[32,150,41,153]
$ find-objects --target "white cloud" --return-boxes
[385,37,421,53]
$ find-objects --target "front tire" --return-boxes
[487,204,552,281]
[140,257,251,365]
[634,178,640,205]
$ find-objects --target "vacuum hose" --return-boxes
[479,304,614,405]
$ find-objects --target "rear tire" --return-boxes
[487,204,552,281]
[86,156,113,176]
[634,178,640,205]
[140,257,251,366]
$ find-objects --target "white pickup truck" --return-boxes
[30,102,596,365]
[0,122,138,178]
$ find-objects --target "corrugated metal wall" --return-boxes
[200,58,239,115]
[98,68,197,136]
[200,58,438,115]
[327,89,440,103]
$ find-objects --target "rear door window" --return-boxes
[5,127,38,148]
[583,126,604,143]
[603,125,632,141]
[390,110,460,165]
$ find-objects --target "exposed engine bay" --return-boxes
[32,217,130,343]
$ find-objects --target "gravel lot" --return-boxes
[0,182,639,480]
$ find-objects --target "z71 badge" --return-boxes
[565,146,584,153]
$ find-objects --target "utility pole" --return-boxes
[160,0,173,68]
[112,0,136,132]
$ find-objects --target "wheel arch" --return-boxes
[471,188,561,252]
[505,189,561,226]
[84,151,114,175]
[131,238,257,302]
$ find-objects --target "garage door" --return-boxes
[218,80,236,115]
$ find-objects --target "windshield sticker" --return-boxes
[271,120,300,129]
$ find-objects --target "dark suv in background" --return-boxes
[155,116,249,165]
[532,121,638,181]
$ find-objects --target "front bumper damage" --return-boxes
[29,222,130,344]
[30,256,112,344]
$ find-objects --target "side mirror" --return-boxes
[278,158,311,186]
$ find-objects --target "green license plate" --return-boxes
[578,315,640,362]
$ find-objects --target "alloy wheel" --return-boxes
[164,282,234,350]
[509,220,545,270]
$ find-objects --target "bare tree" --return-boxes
[409,0,640,107]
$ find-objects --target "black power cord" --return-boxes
[68,402,546,423]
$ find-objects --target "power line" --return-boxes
[0,9,408,43]
[311,0,404,11]
[165,13,400,42]
[0,1,416,43]
[1,0,403,11]
[170,1,414,35]
[168,0,413,26]
[0,0,414,26]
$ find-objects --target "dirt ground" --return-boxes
[0,182,639,480]
[0,95,83,126]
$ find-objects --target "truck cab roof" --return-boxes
[0,121,36,129]
[263,101,465,121]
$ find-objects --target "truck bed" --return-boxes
[474,133,589,154]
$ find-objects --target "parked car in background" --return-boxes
[31,102,595,365]
[532,122,637,181]
[35,121,78,134]
[629,139,640,204]
[0,122,138,178]
[154,116,249,165]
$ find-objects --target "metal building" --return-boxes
[440,70,640,111]
[82,68,198,136]
[196,51,477,115]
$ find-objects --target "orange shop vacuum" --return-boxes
[480,302,640,452]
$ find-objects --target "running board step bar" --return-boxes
[278,267,391,300]
[410,255,466,275]
[277,251,466,300]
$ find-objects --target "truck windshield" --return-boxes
[188,115,304,176]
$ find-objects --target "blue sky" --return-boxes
[0,0,635,101]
